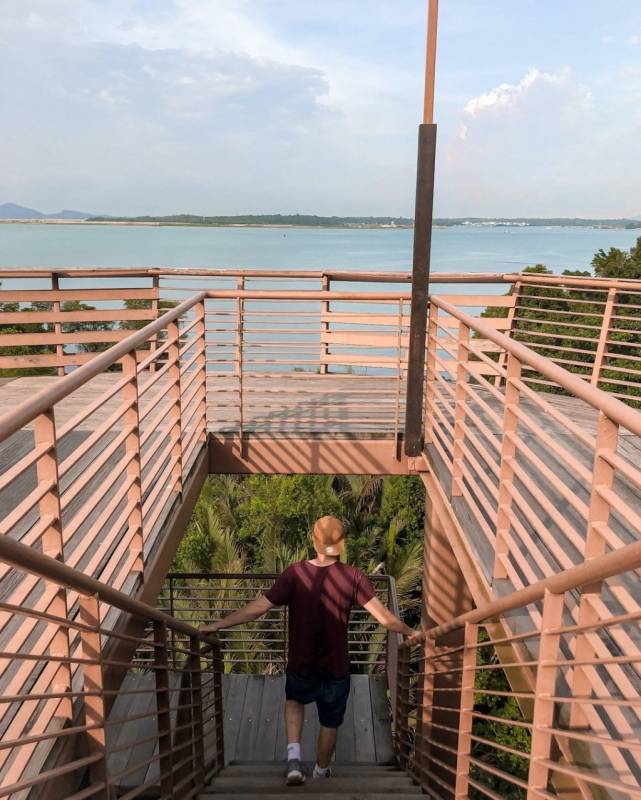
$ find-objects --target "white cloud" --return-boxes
[463,67,571,116]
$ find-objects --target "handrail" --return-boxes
[424,536,641,641]
[0,516,215,644]
[204,289,412,300]
[430,294,641,438]
[0,291,206,443]
[2,266,639,290]
[0,266,521,282]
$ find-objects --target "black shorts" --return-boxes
[285,667,351,729]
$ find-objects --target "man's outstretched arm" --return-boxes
[201,595,274,634]
[364,596,425,645]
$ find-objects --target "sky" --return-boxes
[1,1,640,218]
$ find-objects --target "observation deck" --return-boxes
[1,267,641,799]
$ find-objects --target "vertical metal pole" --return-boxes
[394,298,404,459]
[190,635,206,789]
[236,277,244,439]
[320,273,330,374]
[494,353,522,581]
[451,322,469,496]
[592,287,616,387]
[34,409,72,719]
[79,594,109,799]
[528,589,564,796]
[423,301,438,445]
[167,319,183,499]
[570,412,617,728]
[211,639,225,773]
[395,644,411,768]
[51,272,65,376]
[149,272,160,373]
[496,280,521,387]
[195,299,208,449]
[454,622,477,799]
[154,621,174,798]
[122,351,144,579]
[404,0,439,457]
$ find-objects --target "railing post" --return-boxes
[320,273,330,374]
[236,277,244,439]
[121,350,144,578]
[211,638,225,773]
[454,622,477,799]
[190,635,206,790]
[451,321,469,497]
[195,299,208,456]
[527,589,564,798]
[167,319,184,499]
[51,272,65,377]
[570,411,618,728]
[393,298,405,459]
[149,273,160,372]
[591,286,616,387]
[34,409,72,718]
[496,279,521,386]
[154,621,174,798]
[493,352,522,581]
[423,301,438,445]
[395,643,411,769]
[79,593,110,799]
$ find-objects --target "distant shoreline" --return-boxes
[1,218,640,231]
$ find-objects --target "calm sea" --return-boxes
[0,223,638,277]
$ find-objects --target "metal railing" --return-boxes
[0,531,224,799]
[140,572,396,674]
[421,294,641,798]
[394,537,641,799]
[2,268,640,404]
[0,293,208,796]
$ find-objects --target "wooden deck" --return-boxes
[0,374,404,436]
[107,673,394,793]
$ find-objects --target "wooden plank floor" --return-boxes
[0,374,404,436]
[107,673,394,792]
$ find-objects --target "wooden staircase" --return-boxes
[198,762,421,799]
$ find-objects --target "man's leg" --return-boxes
[285,699,304,747]
[316,725,338,769]
[285,699,306,785]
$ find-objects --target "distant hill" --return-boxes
[0,203,92,220]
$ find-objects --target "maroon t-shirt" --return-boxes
[265,561,376,678]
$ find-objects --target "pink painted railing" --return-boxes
[395,537,641,799]
[421,293,641,797]
[0,294,208,792]
[0,533,224,799]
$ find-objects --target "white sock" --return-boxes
[313,764,330,777]
[287,743,301,761]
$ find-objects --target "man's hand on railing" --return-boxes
[200,620,225,634]
[404,629,425,647]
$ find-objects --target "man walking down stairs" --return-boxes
[199,762,421,798]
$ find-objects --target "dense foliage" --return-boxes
[480,236,641,403]
[172,474,425,621]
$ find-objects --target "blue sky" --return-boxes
[1,1,640,217]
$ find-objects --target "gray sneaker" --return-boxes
[312,765,332,779]
[286,758,306,786]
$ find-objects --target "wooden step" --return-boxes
[222,763,400,776]
[201,776,420,795]
[200,795,422,800]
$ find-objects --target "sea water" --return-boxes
[0,223,638,275]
